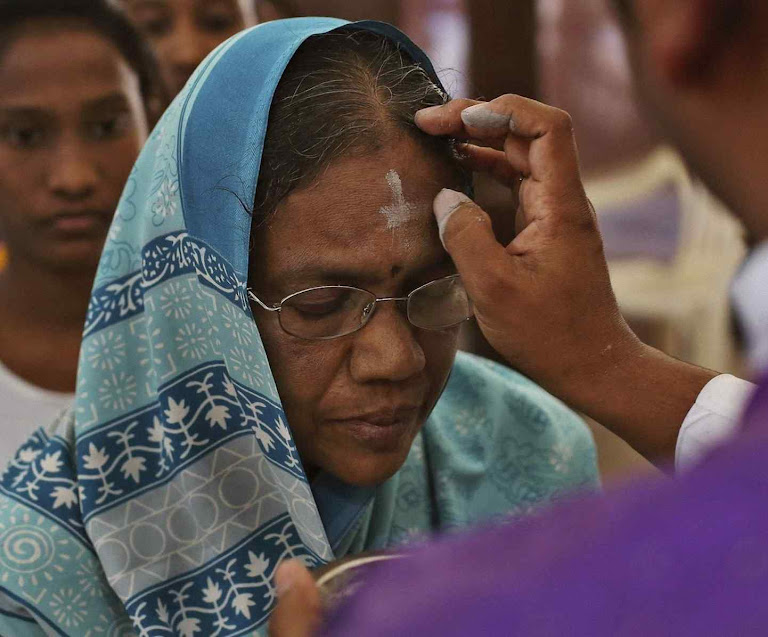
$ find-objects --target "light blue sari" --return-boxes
[0,18,598,636]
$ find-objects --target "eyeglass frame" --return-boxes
[247,273,472,341]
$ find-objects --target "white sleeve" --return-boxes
[675,374,756,472]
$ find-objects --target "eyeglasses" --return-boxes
[248,274,473,341]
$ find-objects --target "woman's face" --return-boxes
[251,135,463,487]
[122,0,251,95]
[0,21,147,272]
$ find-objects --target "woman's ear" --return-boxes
[634,0,722,85]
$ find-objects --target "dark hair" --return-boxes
[253,28,470,226]
[0,0,168,123]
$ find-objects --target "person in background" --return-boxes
[117,0,257,97]
[255,0,295,22]
[0,0,163,467]
[268,0,768,634]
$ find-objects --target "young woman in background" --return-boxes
[0,0,163,464]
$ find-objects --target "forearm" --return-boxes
[558,340,717,467]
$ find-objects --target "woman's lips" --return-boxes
[340,419,412,449]
[329,407,420,450]
[45,211,112,235]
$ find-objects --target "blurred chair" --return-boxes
[585,146,746,371]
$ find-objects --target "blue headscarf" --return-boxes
[0,18,598,636]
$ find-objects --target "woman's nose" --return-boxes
[349,302,426,383]
[164,20,208,85]
[47,143,98,200]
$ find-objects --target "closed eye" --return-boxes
[287,289,354,317]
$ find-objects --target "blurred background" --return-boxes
[0,0,748,484]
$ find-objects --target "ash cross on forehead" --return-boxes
[379,169,417,230]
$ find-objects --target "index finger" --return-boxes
[414,98,482,137]
[460,94,582,184]
[416,95,582,185]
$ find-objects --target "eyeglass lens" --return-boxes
[407,275,472,330]
[279,287,372,340]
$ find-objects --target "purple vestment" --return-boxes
[324,377,768,636]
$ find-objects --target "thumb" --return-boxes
[433,189,514,299]
[269,560,321,637]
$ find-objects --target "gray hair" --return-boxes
[252,28,468,227]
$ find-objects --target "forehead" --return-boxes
[0,21,133,108]
[254,135,462,287]
[123,0,244,14]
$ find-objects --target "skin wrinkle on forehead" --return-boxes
[258,141,457,292]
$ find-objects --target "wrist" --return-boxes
[562,333,717,462]
[551,324,646,414]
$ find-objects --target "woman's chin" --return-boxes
[316,447,412,487]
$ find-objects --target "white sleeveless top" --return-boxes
[0,359,72,470]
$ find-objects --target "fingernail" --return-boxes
[414,105,441,126]
[275,560,301,596]
[461,103,513,130]
[434,188,472,246]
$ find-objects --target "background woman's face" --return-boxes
[122,0,250,95]
[251,136,463,487]
[0,21,147,271]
